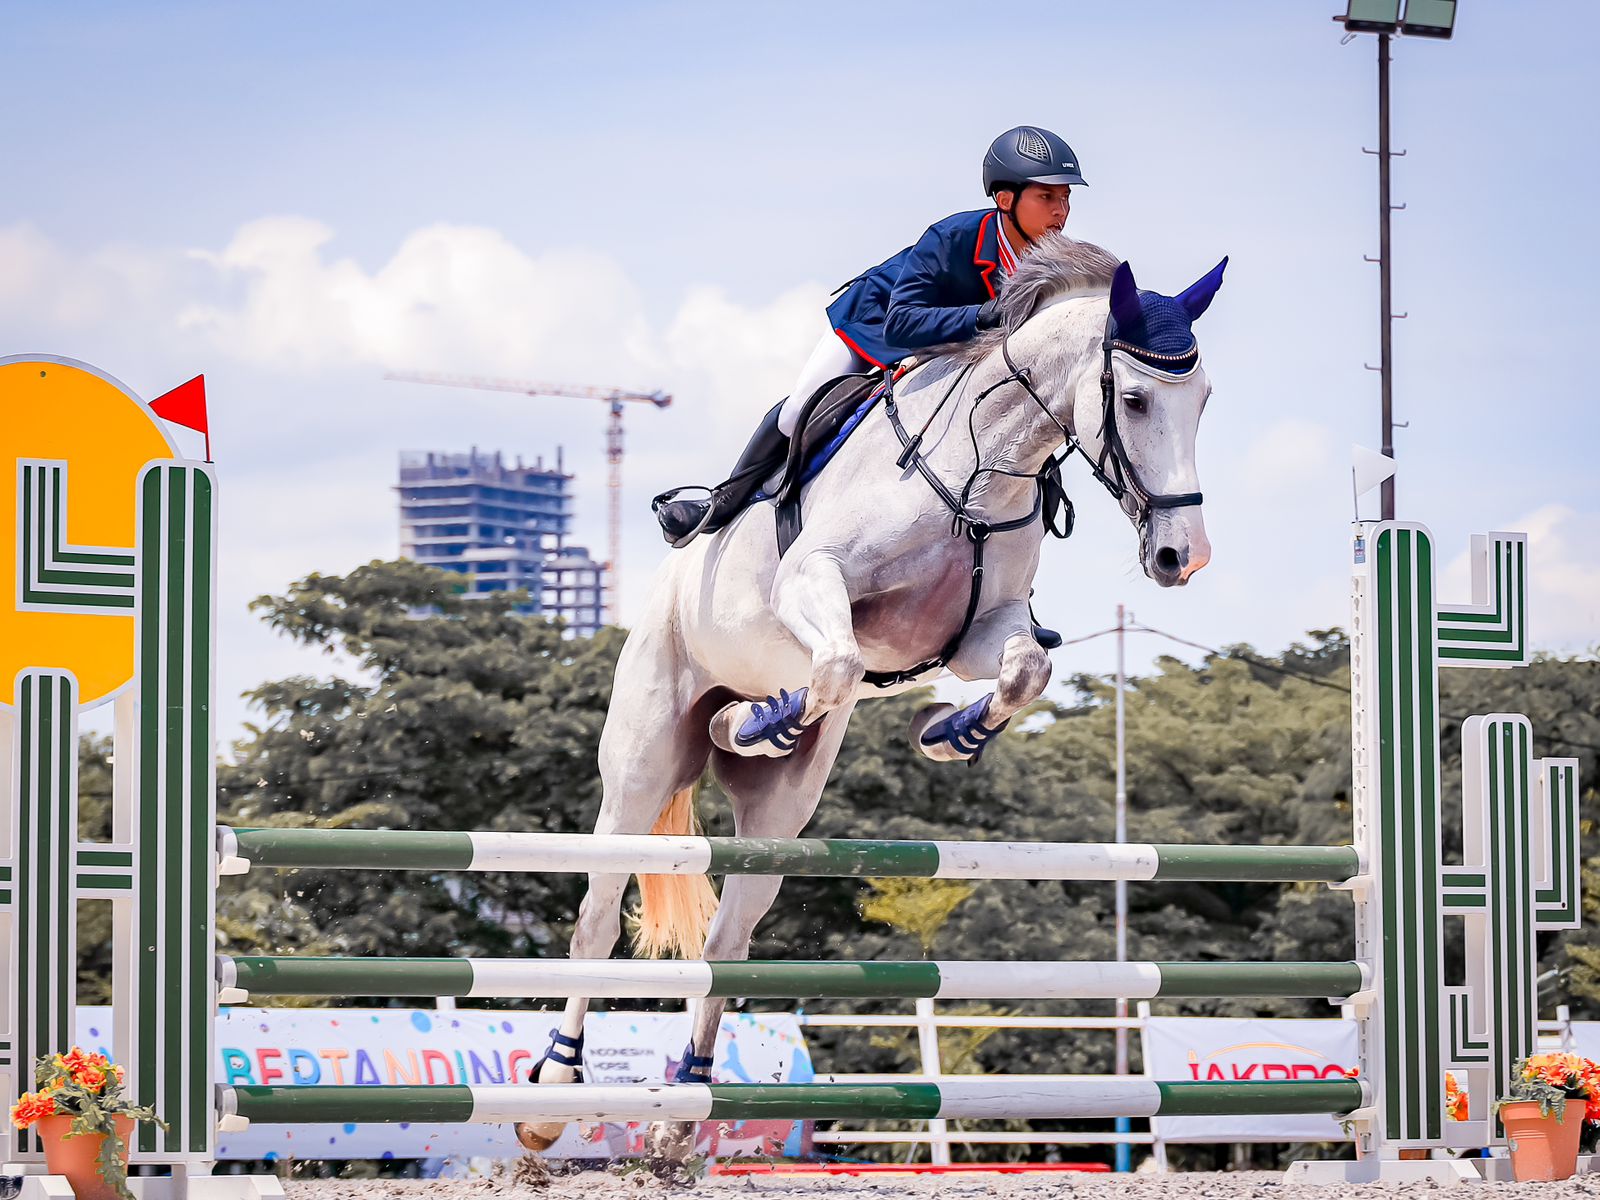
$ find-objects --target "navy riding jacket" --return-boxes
[825,208,1005,368]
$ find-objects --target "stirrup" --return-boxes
[527,1028,584,1083]
[735,687,811,753]
[919,695,1010,762]
[651,485,718,548]
[673,1045,714,1084]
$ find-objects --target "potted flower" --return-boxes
[8,1047,165,1200]
[1495,1052,1600,1182]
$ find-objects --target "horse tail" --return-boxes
[630,786,719,959]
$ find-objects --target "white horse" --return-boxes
[515,236,1225,1151]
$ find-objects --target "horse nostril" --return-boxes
[1154,546,1182,576]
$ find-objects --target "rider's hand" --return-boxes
[976,299,1003,331]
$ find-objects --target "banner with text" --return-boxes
[73,1007,812,1161]
[1143,1016,1357,1143]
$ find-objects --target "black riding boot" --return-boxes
[654,402,791,547]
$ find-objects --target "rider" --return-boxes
[653,125,1087,546]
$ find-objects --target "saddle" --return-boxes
[767,372,883,557]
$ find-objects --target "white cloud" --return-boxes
[0,223,179,329]
[178,217,657,377]
[166,217,830,468]
[1238,418,1340,495]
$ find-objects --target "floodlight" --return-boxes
[1400,0,1457,39]
[1341,0,1402,34]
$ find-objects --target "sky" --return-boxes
[3,1,1596,743]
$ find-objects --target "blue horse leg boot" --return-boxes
[673,1044,714,1084]
[918,694,1011,763]
[527,1028,584,1083]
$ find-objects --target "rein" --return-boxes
[871,310,1204,687]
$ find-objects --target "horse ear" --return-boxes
[1109,261,1142,334]
[1176,256,1229,321]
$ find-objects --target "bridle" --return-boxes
[873,307,1204,686]
[1089,315,1206,519]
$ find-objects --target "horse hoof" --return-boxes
[514,1121,566,1153]
[514,1048,581,1153]
[909,704,964,761]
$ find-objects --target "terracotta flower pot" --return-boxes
[1500,1099,1584,1182]
[34,1112,135,1200]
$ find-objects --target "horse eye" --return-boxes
[1124,393,1149,415]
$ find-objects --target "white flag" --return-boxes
[1352,445,1397,498]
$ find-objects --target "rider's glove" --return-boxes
[975,299,1003,331]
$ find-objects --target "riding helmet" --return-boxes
[982,126,1087,195]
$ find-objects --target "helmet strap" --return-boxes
[997,190,1038,250]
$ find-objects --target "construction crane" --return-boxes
[385,370,672,626]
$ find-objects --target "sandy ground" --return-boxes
[273,1166,1600,1199]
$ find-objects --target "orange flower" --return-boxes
[59,1048,93,1075]
[1445,1072,1469,1121]
[1542,1063,1574,1088]
[73,1064,108,1093]
[110,1064,125,1084]
[9,1091,60,1130]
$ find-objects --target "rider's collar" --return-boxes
[996,217,1020,274]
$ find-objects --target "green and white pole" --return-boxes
[122,464,219,1162]
[223,1078,1368,1128]
[217,956,1366,1003]
[219,827,1360,883]
[3,670,79,1162]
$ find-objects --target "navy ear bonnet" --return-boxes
[1107,257,1228,373]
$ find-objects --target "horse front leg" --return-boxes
[709,550,863,758]
[912,607,1051,763]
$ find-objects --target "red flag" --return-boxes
[151,375,211,461]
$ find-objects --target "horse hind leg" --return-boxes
[709,551,864,758]
[652,704,856,1162]
[515,652,718,1152]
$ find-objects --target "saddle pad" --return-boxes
[753,374,884,504]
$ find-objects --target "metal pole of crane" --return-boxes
[606,401,624,627]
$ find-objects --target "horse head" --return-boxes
[1060,255,1225,587]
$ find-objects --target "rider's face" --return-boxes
[1002,184,1071,243]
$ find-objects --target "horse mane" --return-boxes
[939,233,1121,366]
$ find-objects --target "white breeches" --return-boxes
[777,333,868,437]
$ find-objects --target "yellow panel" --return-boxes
[0,358,177,708]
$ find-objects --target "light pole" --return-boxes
[1336,1,1457,519]
[1113,605,1130,1172]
